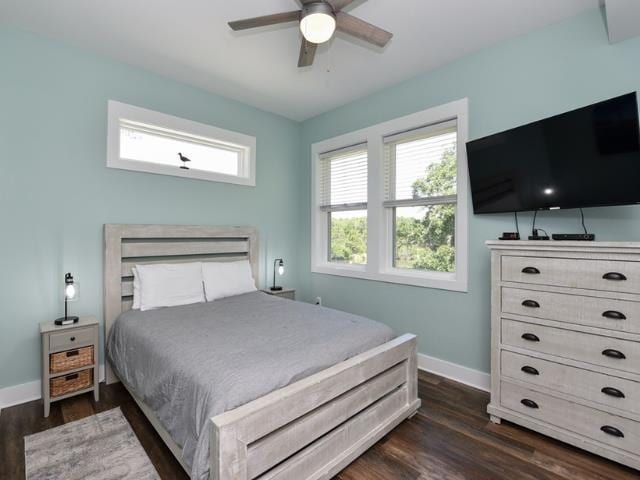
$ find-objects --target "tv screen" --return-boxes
[466,93,640,214]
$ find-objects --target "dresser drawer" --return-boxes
[501,381,640,456]
[501,256,640,294]
[502,287,640,334]
[501,319,640,375]
[49,327,94,352]
[501,350,640,416]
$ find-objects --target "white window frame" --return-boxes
[107,100,256,186]
[311,98,469,292]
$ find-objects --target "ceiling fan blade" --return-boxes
[326,0,358,11]
[335,11,393,47]
[228,11,300,31]
[298,39,318,67]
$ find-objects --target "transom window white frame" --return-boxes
[311,98,469,292]
[107,100,256,186]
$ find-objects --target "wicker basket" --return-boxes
[50,346,94,374]
[50,369,93,397]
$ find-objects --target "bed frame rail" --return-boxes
[210,334,420,480]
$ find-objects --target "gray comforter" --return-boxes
[106,291,394,480]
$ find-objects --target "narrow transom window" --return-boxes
[107,101,256,186]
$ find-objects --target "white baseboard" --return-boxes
[417,353,490,392]
[0,365,105,413]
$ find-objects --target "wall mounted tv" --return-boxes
[466,93,640,214]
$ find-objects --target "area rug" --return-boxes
[24,407,160,480]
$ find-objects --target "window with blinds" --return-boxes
[383,120,458,273]
[107,100,255,186]
[311,98,468,291]
[319,144,368,265]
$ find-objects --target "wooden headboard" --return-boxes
[103,224,259,383]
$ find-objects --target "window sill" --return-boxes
[311,264,468,292]
[107,158,255,186]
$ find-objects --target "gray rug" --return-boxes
[24,407,160,480]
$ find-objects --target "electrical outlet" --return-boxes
[315,297,322,306]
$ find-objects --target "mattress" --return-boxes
[106,291,394,480]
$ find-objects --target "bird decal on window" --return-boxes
[178,152,191,170]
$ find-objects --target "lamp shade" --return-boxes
[56,272,80,325]
[64,272,79,300]
[271,259,285,291]
[64,282,78,301]
[300,3,336,44]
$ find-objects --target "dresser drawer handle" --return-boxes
[601,387,625,398]
[521,267,540,274]
[65,373,79,381]
[602,349,626,360]
[66,350,79,357]
[600,425,624,438]
[602,310,626,320]
[521,333,540,342]
[602,272,627,281]
[520,398,539,409]
[521,300,540,308]
[70,336,76,342]
[521,366,539,375]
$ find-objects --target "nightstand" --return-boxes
[261,288,295,300]
[40,316,99,417]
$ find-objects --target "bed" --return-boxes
[104,224,420,480]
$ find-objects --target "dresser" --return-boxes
[487,241,640,470]
[40,316,99,417]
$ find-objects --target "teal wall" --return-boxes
[297,9,640,374]
[0,28,303,389]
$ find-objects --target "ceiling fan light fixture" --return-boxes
[300,3,336,44]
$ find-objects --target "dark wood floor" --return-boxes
[1,371,637,479]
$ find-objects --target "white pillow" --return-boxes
[202,260,257,302]
[135,262,205,311]
[132,267,141,309]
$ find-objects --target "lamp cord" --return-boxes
[580,208,588,234]
[531,210,549,238]
[531,210,537,236]
[514,211,520,237]
[272,259,277,290]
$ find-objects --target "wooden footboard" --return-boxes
[210,334,420,480]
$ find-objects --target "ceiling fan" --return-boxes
[228,0,393,67]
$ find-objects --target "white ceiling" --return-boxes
[604,0,640,43]
[0,0,599,121]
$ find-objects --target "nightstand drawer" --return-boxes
[50,346,94,374]
[502,287,640,334]
[501,380,640,456]
[501,350,640,416]
[502,319,640,375]
[49,327,94,352]
[501,256,640,294]
[50,369,93,398]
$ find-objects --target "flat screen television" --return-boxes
[466,93,640,214]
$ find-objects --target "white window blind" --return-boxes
[319,144,368,211]
[383,120,457,207]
